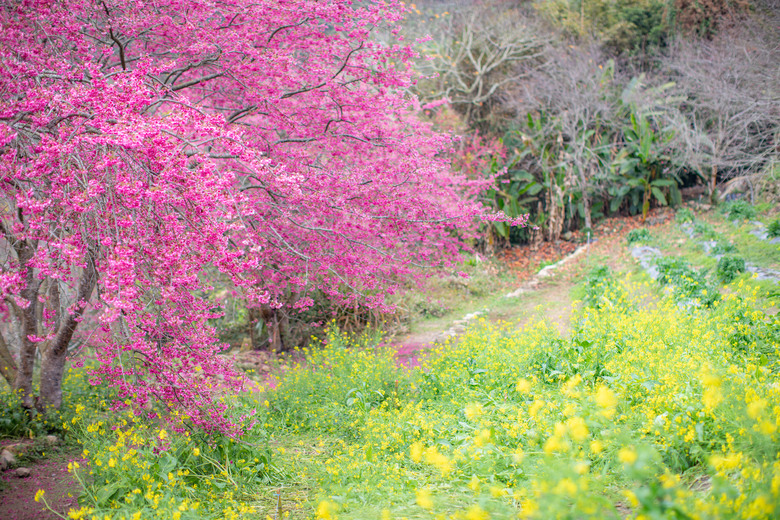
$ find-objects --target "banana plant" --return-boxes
[611,110,681,221]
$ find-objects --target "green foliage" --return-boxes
[626,228,652,244]
[534,0,673,55]
[270,327,405,435]
[609,105,680,219]
[582,265,618,309]
[249,281,779,519]
[723,298,780,358]
[61,389,272,519]
[654,256,719,307]
[692,221,717,239]
[528,336,611,384]
[0,391,51,439]
[455,134,541,244]
[711,240,736,255]
[716,255,746,284]
[767,220,780,238]
[721,200,757,221]
[675,207,695,223]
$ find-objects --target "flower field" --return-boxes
[265,276,779,519]
[3,210,779,520]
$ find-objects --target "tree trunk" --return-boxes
[580,166,593,230]
[14,296,40,410]
[247,306,259,350]
[38,348,67,411]
[0,332,17,388]
[260,305,285,353]
[33,249,96,413]
[709,165,718,203]
[14,338,37,409]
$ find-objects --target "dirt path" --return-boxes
[392,250,584,367]
[0,446,82,520]
[390,210,674,368]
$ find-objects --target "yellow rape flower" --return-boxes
[410,442,423,463]
[464,402,484,421]
[316,500,338,520]
[566,416,589,442]
[595,386,617,418]
[465,504,489,520]
[618,447,638,465]
[416,488,433,510]
[747,399,767,419]
[515,378,532,394]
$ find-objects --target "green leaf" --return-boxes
[651,187,667,205]
[365,443,373,462]
[527,183,543,196]
[96,483,121,506]
[494,221,508,239]
[670,185,682,206]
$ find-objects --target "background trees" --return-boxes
[404,0,777,247]
[0,0,505,431]
[662,24,779,201]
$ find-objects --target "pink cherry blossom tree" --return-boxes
[0,0,526,433]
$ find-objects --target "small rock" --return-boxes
[15,467,31,478]
[0,448,16,467]
[3,442,33,457]
[506,288,526,298]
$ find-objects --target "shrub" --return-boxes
[675,207,695,223]
[767,219,780,238]
[692,221,717,238]
[717,255,746,283]
[654,256,719,307]
[721,200,757,221]
[626,228,652,244]
[712,240,737,255]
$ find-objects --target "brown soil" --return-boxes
[0,446,82,520]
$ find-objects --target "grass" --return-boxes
[2,206,779,520]
[722,221,780,270]
[254,277,780,519]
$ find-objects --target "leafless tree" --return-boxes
[662,23,779,201]
[407,0,546,132]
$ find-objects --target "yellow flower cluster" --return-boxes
[266,278,779,519]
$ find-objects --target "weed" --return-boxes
[716,255,746,283]
[721,200,757,221]
[712,240,737,255]
[582,265,616,309]
[654,256,719,307]
[626,228,652,244]
[675,207,695,224]
[767,219,780,238]
[692,221,717,239]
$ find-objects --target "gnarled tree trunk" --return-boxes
[0,243,97,414]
